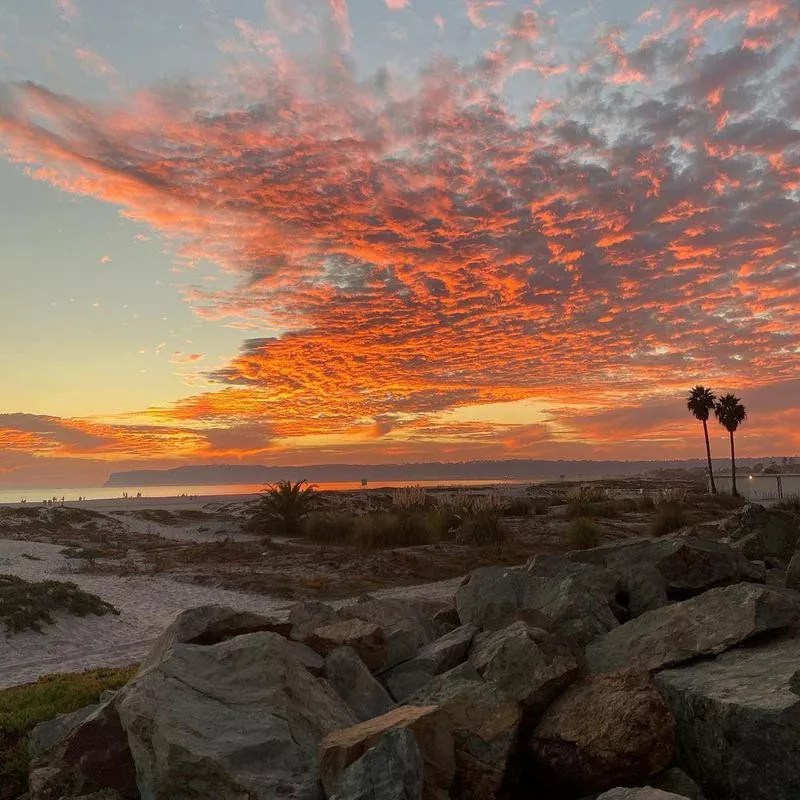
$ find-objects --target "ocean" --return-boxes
[0,478,529,505]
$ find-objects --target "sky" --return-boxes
[0,0,799,487]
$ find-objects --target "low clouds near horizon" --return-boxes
[1,0,799,482]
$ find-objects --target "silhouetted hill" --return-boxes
[102,458,769,487]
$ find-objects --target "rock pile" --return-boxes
[25,503,800,800]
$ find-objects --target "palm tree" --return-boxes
[686,386,717,494]
[714,394,747,496]
[249,479,317,537]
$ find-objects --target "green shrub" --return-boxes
[650,504,688,536]
[502,498,533,516]
[304,512,357,545]
[567,517,601,550]
[353,511,449,549]
[532,498,550,515]
[636,495,656,511]
[566,498,621,520]
[0,665,136,797]
[0,575,119,633]
[247,480,317,537]
[455,513,509,549]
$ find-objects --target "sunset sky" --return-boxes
[1,0,799,487]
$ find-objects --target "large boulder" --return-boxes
[407,663,483,706]
[434,682,522,800]
[726,504,800,562]
[382,625,478,702]
[308,619,387,671]
[324,647,395,722]
[140,604,291,670]
[526,554,622,602]
[529,670,676,796]
[568,537,762,600]
[587,583,800,674]
[596,790,691,800]
[655,634,800,800]
[469,621,581,709]
[319,705,455,800]
[341,599,444,669]
[117,631,357,800]
[329,728,423,800]
[455,567,618,646]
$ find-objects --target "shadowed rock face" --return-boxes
[586,583,800,674]
[116,631,357,800]
[329,729,423,800]
[725,505,800,562]
[656,635,800,800]
[529,670,676,796]
[324,646,395,722]
[455,566,618,646]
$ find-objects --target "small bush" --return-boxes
[502,497,533,516]
[0,575,119,633]
[776,497,800,513]
[650,504,688,536]
[567,517,601,550]
[565,498,621,520]
[353,511,449,549]
[0,665,136,797]
[304,512,357,545]
[455,513,509,549]
[532,498,550,515]
[636,495,656,511]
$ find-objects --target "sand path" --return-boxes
[0,538,460,689]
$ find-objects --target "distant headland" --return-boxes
[102,458,770,488]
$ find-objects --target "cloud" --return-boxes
[386,0,411,9]
[0,1,799,468]
[55,0,78,22]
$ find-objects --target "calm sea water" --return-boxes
[0,479,528,505]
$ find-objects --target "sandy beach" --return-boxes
[0,524,460,689]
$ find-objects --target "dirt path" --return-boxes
[0,538,462,688]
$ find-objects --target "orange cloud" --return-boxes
[0,2,798,473]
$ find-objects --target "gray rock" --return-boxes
[341,598,443,668]
[331,729,423,800]
[382,625,478,702]
[526,554,622,602]
[141,603,291,670]
[469,621,581,709]
[617,564,669,617]
[68,793,127,800]
[655,635,800,800]
[653,768,706,800]
[455,566,618,646]
[117,631,357,800]
[727,504,800,562]
[29,703,100,762]
[596,790,690,800]
[587,583,800,674]
[407,662,483,706]
[289,601,345,642]
[568,537,762,600]
[324,647,395,722]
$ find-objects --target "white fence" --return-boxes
[712,473,800,502]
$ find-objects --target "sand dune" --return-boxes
[0,537,460,688]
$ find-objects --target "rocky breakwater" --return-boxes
[23,502,800,800]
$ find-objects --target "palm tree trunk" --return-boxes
[729,429,738,496]
[703,419,716,494]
